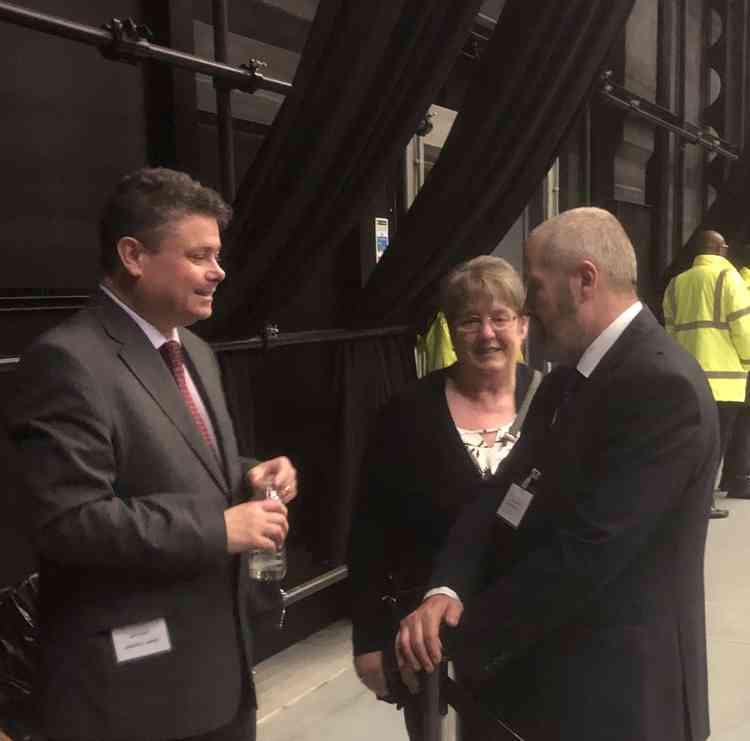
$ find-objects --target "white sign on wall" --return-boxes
[375,217,389,262]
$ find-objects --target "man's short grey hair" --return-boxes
[536,207,638,293]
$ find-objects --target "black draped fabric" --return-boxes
[334,0,635,559]
[203,0,483,340]
[217,351,256,459]
[333,333,416,561]
[354,0,636,326]
[214,335,416,569]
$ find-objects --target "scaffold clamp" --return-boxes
[101,17,153,64]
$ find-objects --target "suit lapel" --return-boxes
[584,307,657,391]
[93,293,230,495]
[545,308,659,479]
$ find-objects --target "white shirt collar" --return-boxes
[576,301,642,378]
[99,284,179,348]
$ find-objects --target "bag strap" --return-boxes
[507,368,543,440]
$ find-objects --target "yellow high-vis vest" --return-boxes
[415,311,457,377]
[663,254,750,401]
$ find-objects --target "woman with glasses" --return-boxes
[348,255,537,740]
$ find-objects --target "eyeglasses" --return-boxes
[454,314,519,334]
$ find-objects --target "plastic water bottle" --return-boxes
[247,480,287,581]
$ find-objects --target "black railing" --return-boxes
[0,323,413,370]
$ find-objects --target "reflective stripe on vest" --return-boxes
[670,269,730,332]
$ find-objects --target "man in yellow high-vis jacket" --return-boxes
[664,230,750,517]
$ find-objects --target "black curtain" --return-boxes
[203,0,484,340]
[353,0,636,326]
[0,371,37,587]
[216,334,415,569]
[332,333,416,561]
[331,0,636,557]
[210,0,637,570]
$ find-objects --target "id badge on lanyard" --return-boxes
[496,468,541,529]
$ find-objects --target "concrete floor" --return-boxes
[256,499,750,740]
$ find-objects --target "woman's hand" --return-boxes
[354,650,388,697]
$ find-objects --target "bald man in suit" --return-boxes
[397,208,716,741]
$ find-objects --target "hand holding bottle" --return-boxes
[246,479,288,581]
[224,487,288,555]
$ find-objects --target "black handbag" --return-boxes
[378,574,427,706]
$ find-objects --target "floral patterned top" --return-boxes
[456,420,516,478]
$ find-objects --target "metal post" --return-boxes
[583,103,592,205]
[421,666,443,741]
[212,0,236,201]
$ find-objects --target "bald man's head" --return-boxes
[696,230,728,257]
[529,207,638,295]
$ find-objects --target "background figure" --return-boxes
[396,208,717,741]
[5,168,297,741]
[663,230,750,516]
[720,242,750,498]
[349,256,538,740]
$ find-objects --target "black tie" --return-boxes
[554,369,585,425]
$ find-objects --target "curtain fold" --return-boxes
[203,0,484,340]
[333,0,635,558]
[354,0,636,326]
[211,0,637,569]
[332,333,416,562]
[215,334,416,568]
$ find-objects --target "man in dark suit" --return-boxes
[6,168,297,741]
[396,208,717,740]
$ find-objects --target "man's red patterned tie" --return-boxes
[159,340,219,458]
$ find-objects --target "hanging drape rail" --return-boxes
[0,0,290,95]
[599,73,739,161]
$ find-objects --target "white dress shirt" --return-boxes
[99,284,219,449]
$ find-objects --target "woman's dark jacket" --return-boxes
[348,363,535,655]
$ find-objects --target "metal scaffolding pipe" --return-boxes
[598,72,739,161]
[0,323,413,367]
[0,0,291,95]
[212,0,236,201]
[211,324,413,353]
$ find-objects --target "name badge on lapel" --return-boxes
[111,618,172,664]
[496,468,541,529]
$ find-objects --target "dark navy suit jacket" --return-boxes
[434,308,716,741]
